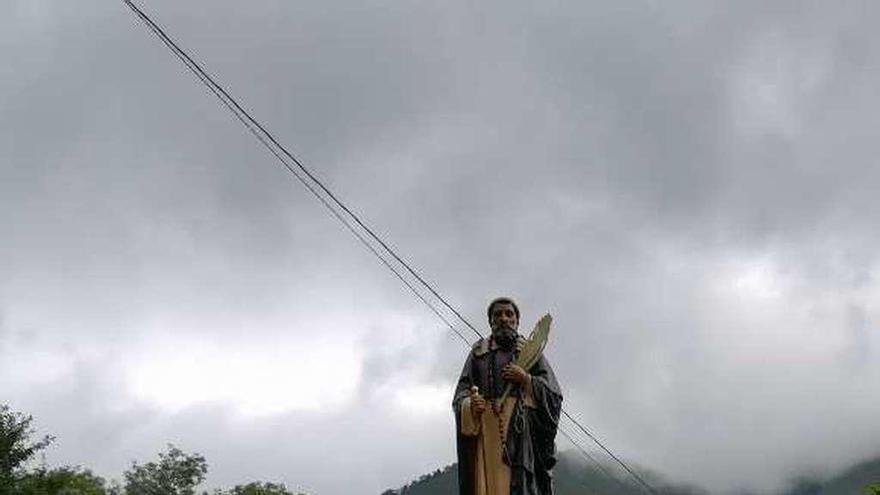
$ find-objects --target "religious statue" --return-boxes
[453,297,563,495]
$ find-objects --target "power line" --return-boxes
[120,0,473,348]
[119,2,660,493]
[562,409,660,495]
[120,0,484,345]
[557,427,635,492]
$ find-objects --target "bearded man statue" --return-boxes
[453,297,563,495]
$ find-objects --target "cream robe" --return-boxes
[460,387,536,495]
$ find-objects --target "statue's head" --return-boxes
[487,297,519,350]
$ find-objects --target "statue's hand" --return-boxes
[502,363,531,387]
[469,386,486,417]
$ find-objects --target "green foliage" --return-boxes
[122,445,207,495]
[393,464,456,495]
[786,478,823,495]
[212,481,302,495]
[0,403,311,495]
[14,466,107,495]
[0,405,55,489]
[384,455,711,495]
[864,483,880,495]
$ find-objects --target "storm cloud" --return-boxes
[3,1,880,493]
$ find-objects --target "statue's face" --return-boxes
[490,302,519,333]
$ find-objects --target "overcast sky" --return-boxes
[3,1,880,494]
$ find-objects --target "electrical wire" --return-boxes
[557,427,636,492]
[120,0,472,348]
[119,2,662,492]
[120,0,483,344]
[562,409,660,495]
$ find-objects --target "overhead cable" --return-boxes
[557,427,636,492]
[120,0,484,344]
[119,2,660,493]
[562,410,659,495]
[120,0,472,347]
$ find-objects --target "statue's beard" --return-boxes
[493,327,518,351]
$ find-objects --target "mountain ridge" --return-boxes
[382,451,880,495]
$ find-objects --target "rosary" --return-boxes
[488,342,513,464]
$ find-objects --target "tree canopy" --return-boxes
[212,481,302,495]
[0,404,306,495]
[1,404,55,490]
[123,445,208,495]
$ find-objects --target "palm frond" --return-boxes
[499,313,553,403]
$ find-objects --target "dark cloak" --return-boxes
[453,337,563,495]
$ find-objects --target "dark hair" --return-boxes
[486,297,520,323]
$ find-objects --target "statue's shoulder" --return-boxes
[471,338,490,357]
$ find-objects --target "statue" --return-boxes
[453,297,563,495]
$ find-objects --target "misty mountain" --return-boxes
[785,456,880,495]
[382,451,880,495]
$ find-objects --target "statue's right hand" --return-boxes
[469,386,486,416]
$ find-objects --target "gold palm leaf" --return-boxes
[499,313,552,403]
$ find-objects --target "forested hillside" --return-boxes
[381,451,706,495]
[384,451,880,495]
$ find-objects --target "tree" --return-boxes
[122,445,207,495]
[864,483,880,495]
[212,481,303,495]
[786,477,822,495]
[14,466,107,495]
[0,404,55,489]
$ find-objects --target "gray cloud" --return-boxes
[4,0,880,493]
